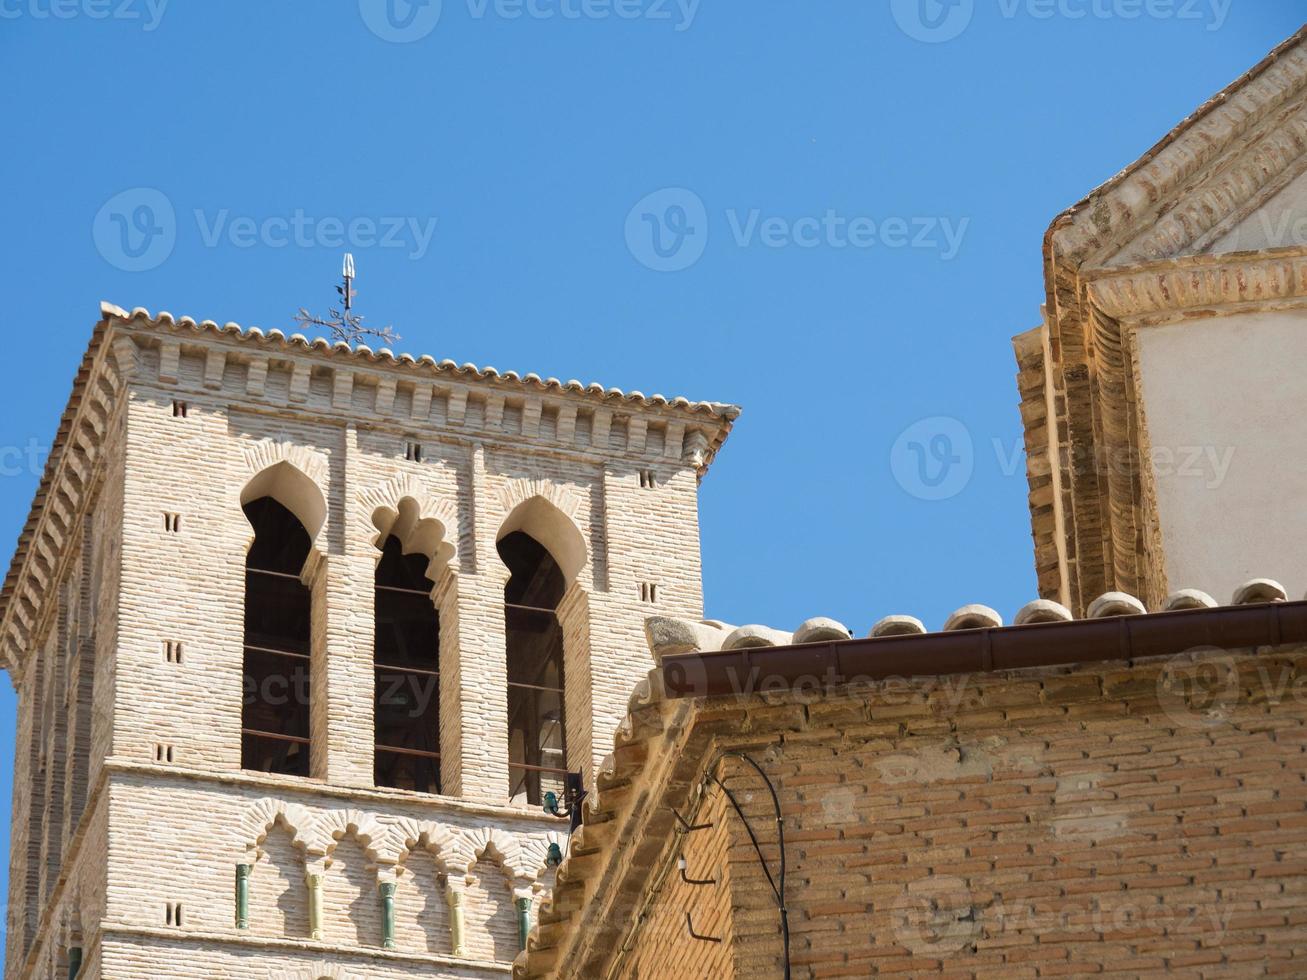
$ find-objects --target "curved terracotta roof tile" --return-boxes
[107,302,742,421]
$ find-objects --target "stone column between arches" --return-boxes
[450,443,512,803]
[318,424,377,788]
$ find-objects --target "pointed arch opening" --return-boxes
[497,496,586,585]
[240,460,327,542]
[499,531,567,806]
[374,535,442,794]
[242,496,313,777]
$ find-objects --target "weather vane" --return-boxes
[295,253,401,347]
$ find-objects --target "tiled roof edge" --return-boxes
[514,592,1307,977]
[102,302,742,423]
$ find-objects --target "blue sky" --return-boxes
[0,0,1302,939]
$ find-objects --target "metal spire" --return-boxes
[295,252,399,347]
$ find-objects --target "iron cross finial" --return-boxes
[295,253,400,347]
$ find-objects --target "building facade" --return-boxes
[8,21,1307,980]
[515,605,1307,978]
[1015,26,1307,615]
[0,304,736,978]
[509,24,1307,979]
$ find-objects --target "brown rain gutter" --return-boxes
[661,600,1307,699]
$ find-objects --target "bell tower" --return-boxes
[0,301,736,977]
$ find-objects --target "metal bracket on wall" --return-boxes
[678,855,717,886]
[685,911,723,944]
[671,807,714,834]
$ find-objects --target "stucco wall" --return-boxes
[1134,309,1307,603]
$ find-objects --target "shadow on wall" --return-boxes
[246,823,524,961]
[251,817,310,940]
[324,833,383,948]
[395,849,451,955]
[464,856,519,963]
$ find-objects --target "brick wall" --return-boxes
[5,394,124,979]
[3,314,728,978]
[109,335,707,796]
[562,643,1307,978]
[623,780,738,979]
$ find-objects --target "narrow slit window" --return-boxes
[500,531,567,807]
[405,442,423,462]
[163,513,181,533]
[373,535,441,794]
[172,400,188,418]
[241,497,312,778]
[639,469,657,489]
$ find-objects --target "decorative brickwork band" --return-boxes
[67,948,82,980]
[379,881,397,950]
[516,896,532,952]
[306,872,324,941]
[447,880,467,957]
[234,864,251,930]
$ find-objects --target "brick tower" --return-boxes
[0,302,736,978]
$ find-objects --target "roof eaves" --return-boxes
[0,311,113,665]
[515,596,1307,978]
[660,599,1307,699]
[103,302,742,425]
[1043,23,1307,277]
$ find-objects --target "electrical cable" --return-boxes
[706,751,791,980]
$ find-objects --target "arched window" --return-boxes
[374,535,441,793]
[499,531,567,806]
[242,497,312,777]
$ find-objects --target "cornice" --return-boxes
[114,302,735,481]
[0,317,128,681]
[98,924,510,975]
[1109,88,1307,267]
[1047,26,1307,270]
[107,759,561,829]
[105,302,739,436]
[1085,246,1307,320]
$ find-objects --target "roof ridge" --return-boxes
[1046,23,1307,268]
